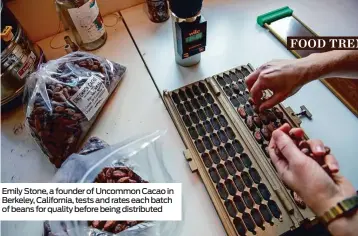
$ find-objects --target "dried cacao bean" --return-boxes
[246,116,255,131]
[253,115,262,128]
[53,92,66,102]
[238,107,247,119]
[118,177,130,183]
[106,168,114,178]
[65,108,76,115]
[55,106,65,113]
[103,221,116,231]
[112,170,126,178]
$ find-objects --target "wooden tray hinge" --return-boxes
[184,149,198,172]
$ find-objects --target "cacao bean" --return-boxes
[103,221,116,231]
[128,179,136,183]
[261,126,271,141]
[55,106,65,113]
[71,87,79,94]
[114,224,127,233]
[62,88,70,99]
[254,131,263,143]
[47,89,53,97]
[267,123,276,133]
[272,107,282,118]
[34,106,48,114]
[106,168,114,178]
[53,92,66,102]
[113,170,126,178]
[253,115,262,128]
[267,112,276,122]
[55,83,63,89]
[78,61,87,67]
[246,116,255,131]
[65,108,76,115]
[118,177,130,183]
[238,107,247,119]
[259,113,269,125]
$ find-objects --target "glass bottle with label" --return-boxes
[56,0,107,51]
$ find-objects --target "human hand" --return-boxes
[245,58,314,112]
[268,123,356,216]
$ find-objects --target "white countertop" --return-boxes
[1,14,225,236]
[2,1,358,235]
[121,0,358,189]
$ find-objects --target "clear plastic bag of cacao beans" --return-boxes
[24,51,126,168]
[44,130,183,236]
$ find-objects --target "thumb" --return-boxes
[272,129,303,164]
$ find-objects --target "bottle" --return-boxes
[169,0,205,67]
[56,0,107,51]
[146,0,169,23]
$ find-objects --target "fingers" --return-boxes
[259,92,286,112]
[277,123,291,134]
[250,75,267,104]
[245,69,260,91]
[324,154,339,173]
[271,128,304,164]
[306,139,326,156]
[289,128,305,140]
[268,137,289,180]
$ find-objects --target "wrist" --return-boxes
[327,211,358,236]
[310,190,348,216]
[300,52,333,83]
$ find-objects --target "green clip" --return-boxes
[257,6,294,27]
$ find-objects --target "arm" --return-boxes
[268,124,358,236]
[245,50,358,111]
[306,50,358,81]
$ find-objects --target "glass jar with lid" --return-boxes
[56,0,107,51]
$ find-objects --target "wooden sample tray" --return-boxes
[163,64,317,236]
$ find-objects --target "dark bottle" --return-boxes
[146,0,169,23]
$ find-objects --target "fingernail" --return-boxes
[328,163,339,173]
[314,145,325,153]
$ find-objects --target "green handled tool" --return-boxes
[257,6,320,58]
[256,6,358,117]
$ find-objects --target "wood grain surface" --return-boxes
[321,78,358,117]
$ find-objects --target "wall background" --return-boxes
[5,0,146,42]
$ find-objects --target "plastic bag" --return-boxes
[24,51,126,168]
[44,130,183,236]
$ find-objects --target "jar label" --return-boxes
[17,51,37,79]
[68,0,105,44]
[70,75,109,120]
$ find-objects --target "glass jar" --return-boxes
[146,0,169,23]
[56,0,107,51]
